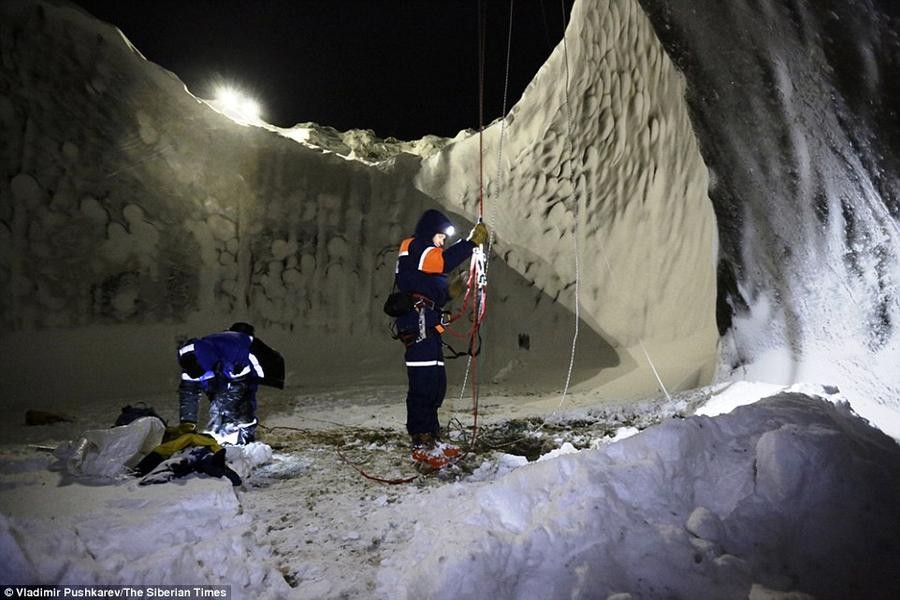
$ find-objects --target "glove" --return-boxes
[165,421,197,440]
[467,222,489,246]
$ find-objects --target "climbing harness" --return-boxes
[387,290,467,351]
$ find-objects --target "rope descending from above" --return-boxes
[451,241,489,448]
[552,0,671,412]
[448,0,517,451]
[557,0,581,410]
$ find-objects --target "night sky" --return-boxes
[69,0,574,140]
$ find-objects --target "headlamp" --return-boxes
[444,226,455,237]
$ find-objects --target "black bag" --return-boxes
[115,403,166,427]
[383,291,415,317]
[250,337,286,389]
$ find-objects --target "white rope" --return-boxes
[639,341,672,402]
[557,0,580,409]
[455,254,486,407]
[596,239,672,402]
[554,0,671,409]
[597,240,672,402]
[456,353,475,407]
[491,0,515,234]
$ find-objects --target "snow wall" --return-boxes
[417,0,718,395]
[0,0,718,409]
[636,0,900,434]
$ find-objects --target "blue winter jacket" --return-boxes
[395,209,475,308]
[177,331,262,388]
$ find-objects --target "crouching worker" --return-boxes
[390,209,489,469]
[176,322,285,445]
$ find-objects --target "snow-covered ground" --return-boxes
[2,382,898,599]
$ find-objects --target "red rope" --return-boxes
[477,0,486,219]
[465,0,489,447]
[444,256,485,334]
[446,0,502,451]
[336,448,418,485]
[469,296,484,447]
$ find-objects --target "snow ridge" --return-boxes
[376,394,900,600]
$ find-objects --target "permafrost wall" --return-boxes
[0,0,716,407]
[637,0,900,433]
[416,0,718,393]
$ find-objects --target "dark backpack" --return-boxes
[114,403,167,427]
[383,291,415,317]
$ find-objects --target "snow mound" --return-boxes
[0,453,289,599]
[376,393,900,599]
[225,441,274,480]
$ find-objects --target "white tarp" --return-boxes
[54,417,165,478]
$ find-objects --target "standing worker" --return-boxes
[390,209,489,469]
[176,322,285,444]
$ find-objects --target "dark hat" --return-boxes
[228,322,255,336]
[414,209,455,238]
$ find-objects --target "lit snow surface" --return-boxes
[2,385,899,599]
[2,0,900,598]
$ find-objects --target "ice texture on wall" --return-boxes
[416,0,719,394]
[638,0,900,432]
[2,0,669,405]
[0,0,439,400]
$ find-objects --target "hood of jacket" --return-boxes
[414,209,454,239]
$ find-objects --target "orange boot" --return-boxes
[435,440,462,459]
[410,433,451,470]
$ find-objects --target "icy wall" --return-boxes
[416,0,718,394]
[0,1,407,400]
[638,0,900,433]
[0,0,629,406]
